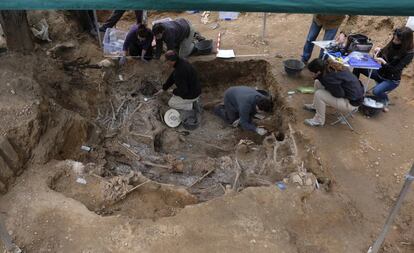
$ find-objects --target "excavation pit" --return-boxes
[48,59,329,218]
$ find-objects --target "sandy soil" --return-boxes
[0,11,413,253]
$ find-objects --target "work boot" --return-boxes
[193,100,202,114]
[194,32,206,42]
[303,104,316,112]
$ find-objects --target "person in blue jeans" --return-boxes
[301,15,346,64]
[354,27,413,111]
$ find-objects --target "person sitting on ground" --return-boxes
[155,50,201,111]
[353,27,413,111]
[119,24,154,65]
[304,58,364,127]
[152,18,196,59]
[301,14,346,64]
[214,86,273,136]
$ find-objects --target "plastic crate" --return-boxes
[103,28,127,57]
[219,12,239,20]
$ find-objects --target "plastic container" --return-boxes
[406,17,414,30]
[103,28,127,57]
[219,12,239,20]
[283,59,305,76]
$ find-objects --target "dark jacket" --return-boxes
[163,58,201,99]
[319,70,364,106]
[123,25,153,52]
[224,86,264,132]
[378,49,414,81]
[313,15,346,30]
[154,19,190,58]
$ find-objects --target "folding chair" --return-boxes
[331,108,359,131]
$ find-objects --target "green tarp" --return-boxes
[0,0,413,16]
[0,0,414,16]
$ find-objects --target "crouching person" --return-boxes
[156,50,201,110]
[304,58,364,127]
[119,24,153,65]
[214,86,273,136]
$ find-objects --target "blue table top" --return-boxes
[329,51,381,70]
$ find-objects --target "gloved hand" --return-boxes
[154,89,164,96]
[256,127,268,136]
[119,56,127,65]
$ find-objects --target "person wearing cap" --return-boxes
[155,50,201,111]
[213,86,273,136]
[301,14,346,64]
[119,24,153,65]
[152,18,196,59]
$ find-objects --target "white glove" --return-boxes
[256,127,268,136]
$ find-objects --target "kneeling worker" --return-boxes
[152,18,195,59]
[156,50,201,111]
[304,58,364,127]
[214,86,273,136]
[120,24,153,65]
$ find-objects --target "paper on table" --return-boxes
[312,40,334,49]
[216,49,235,58]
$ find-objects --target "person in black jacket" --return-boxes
[304,58,364,127]
[354,27,413,111]
[152,18,195,59]
[119,24,153,65]
[155,51,201,110]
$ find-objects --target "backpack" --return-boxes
[343,34,373,55]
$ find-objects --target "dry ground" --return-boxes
[0,11,413,253]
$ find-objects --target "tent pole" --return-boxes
[368,163,414,253]
[262,12,267,40]
[93,10,102,48]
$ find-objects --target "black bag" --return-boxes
[343,34,373,55]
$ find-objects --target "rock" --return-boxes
[98,59,114,68]
[47,41,76,57]
[290,173,303,185]
[304,173,316,186]
[0,156,14,182]
[0,136,21,174]
[0,181,6,194]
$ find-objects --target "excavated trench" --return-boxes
[4,58,330,220]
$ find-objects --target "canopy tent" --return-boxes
[1,0,414,16]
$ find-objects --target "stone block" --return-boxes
[0,136,21,174]
[0,156,13,182]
